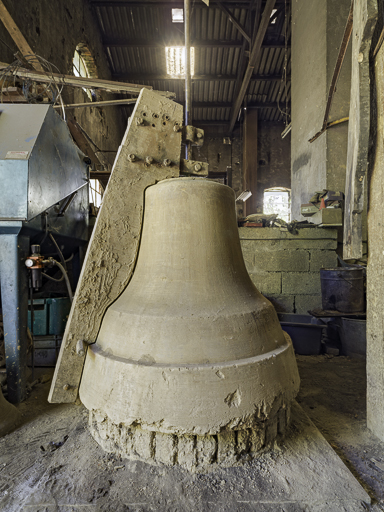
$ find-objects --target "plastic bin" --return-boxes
[278,313,324,355]
[320,267,365,313]
[340,318,366,359]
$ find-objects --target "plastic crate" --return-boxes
[28,297,71,336]
[29,335,62,367]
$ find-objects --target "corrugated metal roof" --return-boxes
[90,0,291,126]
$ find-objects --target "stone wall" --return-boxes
[240,227,338,314]
[194,122,290,218]
[256,121,291,213]
[0,0,126,166]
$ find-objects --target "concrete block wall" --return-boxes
[240,227,338,314]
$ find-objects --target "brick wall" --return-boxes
[239,227,338,314]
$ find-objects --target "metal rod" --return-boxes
[53,98,137,110]
[184,0,192,159]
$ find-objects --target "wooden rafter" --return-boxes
[102,38,289,49]
[216,2,251,44]
[229,0,277,133]
[90,0,286,6]
[188,101,281,109]
[112,73,290,82]
[0,0,45,72]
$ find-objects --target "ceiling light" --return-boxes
[172,8,184,23]
[165,47,195,76]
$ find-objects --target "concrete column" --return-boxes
[291,0,351,221]
[367,36,384,442]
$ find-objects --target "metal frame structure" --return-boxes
[0,105,89,403]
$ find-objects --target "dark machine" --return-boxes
[0,104,89,404]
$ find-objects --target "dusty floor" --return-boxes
[0,355,383,511]
[296,355,384,508]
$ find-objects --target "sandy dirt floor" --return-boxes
[0,355,383,512]
[296,355,384,509]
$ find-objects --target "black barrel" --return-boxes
[320,267,365,313]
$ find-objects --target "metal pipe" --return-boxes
[184,0,192,159]
[53,260,74,303]
[29,283,34,382]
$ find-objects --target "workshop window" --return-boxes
[166,47,195,76]
[264,187,291,222]
[73,44,97,101]
[89,179,103,209]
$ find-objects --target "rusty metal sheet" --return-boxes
[49,89,183,403]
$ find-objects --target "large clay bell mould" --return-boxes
[80,178,299,436]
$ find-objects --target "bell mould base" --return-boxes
[80,333,299,438]
[88,403,291,472]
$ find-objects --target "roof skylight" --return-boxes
[165,47,195,76]
[172,8,184,23]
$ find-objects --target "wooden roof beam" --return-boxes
[229,0,277,133]
[216,2,251,44]
[103,38,289,48]
[91,1,286,6]
[189,101,281,109]
[0,0,45,72]
[112,73,290,81]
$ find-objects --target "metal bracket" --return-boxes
[180,159,209,176]
[184,125,204,146]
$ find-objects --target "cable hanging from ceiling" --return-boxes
[0,53,66,118]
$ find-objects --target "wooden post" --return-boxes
[343,0,377,259]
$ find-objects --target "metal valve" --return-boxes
[25,244,44,290]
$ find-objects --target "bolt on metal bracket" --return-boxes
[180,159,209,176]
[183,125,204,146]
